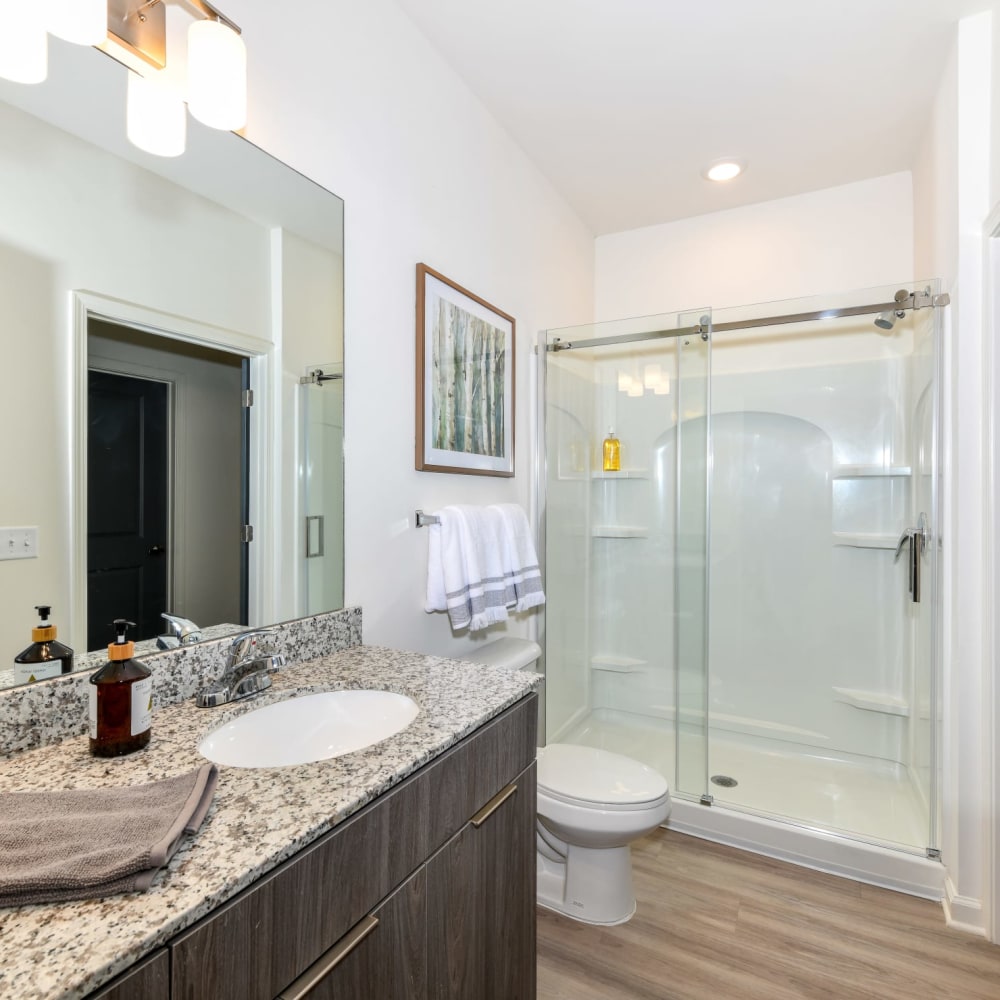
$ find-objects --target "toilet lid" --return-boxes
[537,744,669,806]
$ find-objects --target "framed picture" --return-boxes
[415,263,515,476]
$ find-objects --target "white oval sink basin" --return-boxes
[198,690,420,768]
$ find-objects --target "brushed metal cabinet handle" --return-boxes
[277,914,380,1000]
[471,783,518,828]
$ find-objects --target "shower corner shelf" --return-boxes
[832,532,897,550]
[591,468,649,480]
[833,686,909,717]
[832,464,912,479]
[591,654,646,673]
[592,524,649,538]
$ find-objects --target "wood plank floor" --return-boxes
[537,830,1000,999]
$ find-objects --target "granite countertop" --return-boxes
[0,623,242,692]
[0,644,541,1000]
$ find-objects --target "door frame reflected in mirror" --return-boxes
[71,291,277,653]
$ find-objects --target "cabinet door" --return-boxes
[426,761,537,1000]
[86,949,169,1000]
[276,867,426,1000]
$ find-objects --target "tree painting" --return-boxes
[430,293,507,458]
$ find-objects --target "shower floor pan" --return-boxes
[560,709,943,899]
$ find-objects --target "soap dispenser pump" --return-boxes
[88,619,152,757]
[13,605,74,684]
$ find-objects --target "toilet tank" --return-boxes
[465,637,541,672]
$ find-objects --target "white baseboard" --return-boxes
[943,874,987,936]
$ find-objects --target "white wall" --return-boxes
[595,172,914,322]
[912,12,994,937]
[234,0,594,657]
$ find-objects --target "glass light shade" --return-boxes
[653,376,671,395]
[617,373,633,392]
[46,0,107,45]
[643,363,662,389]
[0,2,47,84]
[127,72,187,158]
[627,383,644,398]
[187,19,247,131]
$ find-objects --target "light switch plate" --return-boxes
[0,527,38,561]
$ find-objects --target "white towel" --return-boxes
[425,506,510,632]
[489,503,546,612]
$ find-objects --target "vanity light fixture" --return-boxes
[0,2,48,84]
[127,71,187,157]
[46,0,107,46]
[703,158,746,182]
[187,15,246,130]
[0,0,246,159]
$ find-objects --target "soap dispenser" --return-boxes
[13,605,74,684]
[88,619,152,757]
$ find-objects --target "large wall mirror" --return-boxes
[0,38,344,686]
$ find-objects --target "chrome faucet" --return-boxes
[196,628,287,708]
[157,613,203,649]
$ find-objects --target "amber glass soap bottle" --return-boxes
[13,604,74,684]
[89,619,152,757]
[602,429,621,472]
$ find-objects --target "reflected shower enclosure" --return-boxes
[539,283,944,876]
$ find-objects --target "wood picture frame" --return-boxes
[415,263,515,476]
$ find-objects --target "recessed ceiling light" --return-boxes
[703,159,746,182]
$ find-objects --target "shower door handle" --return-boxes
[894,514,927,603]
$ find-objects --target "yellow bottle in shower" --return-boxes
[602,429,621,472]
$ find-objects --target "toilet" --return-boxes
[464,637,672,926]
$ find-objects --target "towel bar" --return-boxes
[415,510,441,527]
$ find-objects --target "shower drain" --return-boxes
[710,774,738,788]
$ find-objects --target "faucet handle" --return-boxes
[228,627,278,664]
[161,613,203,644]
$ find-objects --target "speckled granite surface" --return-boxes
[0,623,243,692]
[0,608,364,756]
[0,642,540,1000]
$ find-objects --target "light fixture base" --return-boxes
[107,0,166,70]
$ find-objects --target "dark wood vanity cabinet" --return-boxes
[96,693,537,1000]
[427,762,537,999]
[87,950,170,1000]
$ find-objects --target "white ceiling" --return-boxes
[394,0,996,235]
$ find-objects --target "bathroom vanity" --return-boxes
[0,629,540,1000]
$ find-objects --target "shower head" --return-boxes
[875,289,912,331]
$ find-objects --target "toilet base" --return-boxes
[536,842,638,926]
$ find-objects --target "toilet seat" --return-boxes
[538,744,669,808]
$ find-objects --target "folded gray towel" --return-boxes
[0,763,218,907]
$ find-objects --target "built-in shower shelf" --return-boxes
[833,464,912,478]
[832,532,897,549]
[591,469,649,479]
[592,524,649,538]
[591,654,646,673]
[833,686,909,716]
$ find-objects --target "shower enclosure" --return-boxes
[298,364,345,614]
[539,283,946,894]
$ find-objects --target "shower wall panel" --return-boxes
[709,357,913,764]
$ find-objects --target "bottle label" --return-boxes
[131,676,153,736]
[88,685,97,739]
[13,660,62,684]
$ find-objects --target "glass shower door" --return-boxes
[540,309,712,795]
[702,283,941,853]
